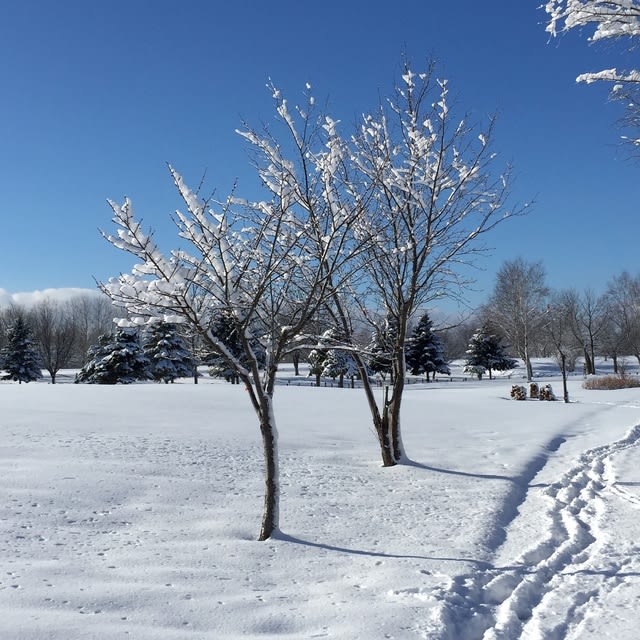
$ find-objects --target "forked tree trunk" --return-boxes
[354,355,395,466]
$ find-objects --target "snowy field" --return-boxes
[1,363,640,639]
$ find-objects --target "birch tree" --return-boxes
[100,87,360,540]
[545,0,640,147]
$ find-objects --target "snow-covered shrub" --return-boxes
[529,382,539,399]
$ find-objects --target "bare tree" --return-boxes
[327,62,527,464]
[545,0,640,149]
[101,85,360,540]
[488,258,549,381]
[604,271,640,364]
[559,288,609,374]
[545,293,574,403]
[30,299,78,383]
[68,293,115,364]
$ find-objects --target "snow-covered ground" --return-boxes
[1,363,639,639]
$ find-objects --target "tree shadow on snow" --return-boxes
[273,530,495,568]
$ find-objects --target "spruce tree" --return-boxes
[143,323,194,383]
[76,328,150,384]
[367,318,396,380]
[321,328,357,388]
[405,313,450,380]
[206,311,265,383]
[464,325,517,380]
[308,343,328,387]
[1,316,42,383]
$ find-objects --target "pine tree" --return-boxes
[405,313,450,380]
[75,328,150,384]
[1,316,42,383]
[464,325,517,380]
[321,328,358,388]
[367,318,396,380]
[143,323,194,383]
[206,311,265,383]
[308,344,328,387]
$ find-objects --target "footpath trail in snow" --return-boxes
[426,401,640,640]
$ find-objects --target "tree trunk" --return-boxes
[315,372,321,387]
[338,373,344,388]
[292,351,300,376]
[560,352,569,403]
[257,394,279,541]
[353,356,395,466]
[523,332,533,382]
[387,346,406,463]
[584,348,594,375]
[50,371,57,384]
[612,353,618,374]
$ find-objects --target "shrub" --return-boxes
[583,375,640,390]
[529,382,539,399]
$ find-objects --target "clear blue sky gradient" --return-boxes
[1,0,638,312]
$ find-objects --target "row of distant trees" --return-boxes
[0,294,114,383]
[451,260,640,383]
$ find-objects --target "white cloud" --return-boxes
[0,288,101,309]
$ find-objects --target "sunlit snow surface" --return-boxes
[1,362,639,639]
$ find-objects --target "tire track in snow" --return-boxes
[426,423,640,640]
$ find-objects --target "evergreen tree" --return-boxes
[464,325,517,380]
[143,323,194,383]
[405,313,450,380]
[321,328,358,388]
[308,341,328,387]
[205,311,265,383]
[367,317,396,380]
[75,328,150,384]
[1,316,42,383]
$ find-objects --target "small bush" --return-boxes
[529,382,539,399]
[583,375,640,390]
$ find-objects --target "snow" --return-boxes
[1,363,640,639]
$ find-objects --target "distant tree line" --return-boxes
[0,293,115,383]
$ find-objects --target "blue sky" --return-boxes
[1,0,638,312]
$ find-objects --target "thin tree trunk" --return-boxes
[584,348,594,375]
[560,352,569,403]
[292,351,300,376]
[258,394,279,541]
[387,345,406,463]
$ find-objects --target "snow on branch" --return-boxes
[545,0,640,41]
